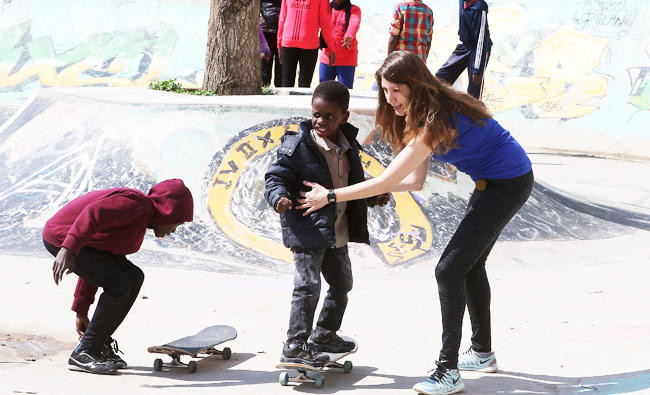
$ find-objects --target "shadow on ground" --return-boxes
[467,369,650,394]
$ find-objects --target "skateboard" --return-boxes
[276,338,357,388]
[148,325,237,373]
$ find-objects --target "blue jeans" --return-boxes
[319,63,356,89]
[286,246,353,344]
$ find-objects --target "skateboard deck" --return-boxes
[276,337,357,388]
[148,325,237,373]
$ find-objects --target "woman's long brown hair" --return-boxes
[375,51,492,154]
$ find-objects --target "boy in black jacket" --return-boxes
[436,0,492,99]
[265,80,389,367]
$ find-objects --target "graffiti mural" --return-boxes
[207,118,432,265]
[0,21,183,91]
[628,66,650,111]
[1,0,650,143]
[0,91,646,268]
[485,28,609,119]
[0,0,208,103]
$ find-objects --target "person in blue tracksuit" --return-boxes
[436,0,492,99]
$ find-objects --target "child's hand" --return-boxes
[76,314,89,336]
[275,197,293,213]
[53,247,75,285]
[375,192,391,206]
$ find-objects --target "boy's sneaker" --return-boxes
[280,342,330,367]
[457,347,498,373]
[413,362,464,395]
[102,339,127,369]
[68,346,118,375]
[307,328,355,353]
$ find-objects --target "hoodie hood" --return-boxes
[147,179,194,225]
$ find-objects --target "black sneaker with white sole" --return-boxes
[102,339,127,369]
[68,347,118,375]
[307,328,355,353]
[280,343,330,367]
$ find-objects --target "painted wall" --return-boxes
[0,88,638,270]
[0,0,649,155]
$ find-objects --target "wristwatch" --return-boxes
[327,189,336,204]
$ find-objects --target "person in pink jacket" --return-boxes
[43,179,193,374]
[277,0,337,87]
[318,0,361,89]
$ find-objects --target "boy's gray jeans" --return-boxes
[286,245,353,345]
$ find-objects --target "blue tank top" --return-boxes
[432,113,531,181]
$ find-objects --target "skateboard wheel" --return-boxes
[343,360,353,373]
[222,347,232,360]
[188,360,197,373]
[315,376,325,388]
[153,358,163,371]
[279,372,289,386]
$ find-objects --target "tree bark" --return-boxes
[203,0,261,95]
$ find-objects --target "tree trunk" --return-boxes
[203,0,261,95]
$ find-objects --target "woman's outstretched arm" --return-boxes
[297,133,433,215]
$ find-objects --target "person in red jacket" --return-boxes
[318,0,361,89]
[42,179,193,374]
[277,0,337,87]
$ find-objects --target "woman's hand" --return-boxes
[296,181,329,215]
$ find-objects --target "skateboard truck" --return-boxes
[153,346,232,373]
[278,361,352,388]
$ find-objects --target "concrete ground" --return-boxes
[1,154,650,394]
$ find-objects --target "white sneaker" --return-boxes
[457,347,498,373]
[413,362,464,395]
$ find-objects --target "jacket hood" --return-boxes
[147,179,194,225]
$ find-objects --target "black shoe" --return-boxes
[280,342,329,367]
[307,328,355,353]
[68,346,118,375]
[102,339,127,369]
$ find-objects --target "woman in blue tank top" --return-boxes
[297,50,533,395]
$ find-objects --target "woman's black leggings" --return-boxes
[436,170,534,369]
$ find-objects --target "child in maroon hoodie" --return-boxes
[42,179,193,374]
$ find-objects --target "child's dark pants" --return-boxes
[43,240,144,354]
[287,245,353,344]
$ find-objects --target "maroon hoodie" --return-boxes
[42,179,193,315]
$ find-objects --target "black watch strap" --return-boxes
[327,189,336,204]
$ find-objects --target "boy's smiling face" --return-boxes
[311,96,349,141]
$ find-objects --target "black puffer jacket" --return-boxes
[265,120,373,250]
[260,0,281,33]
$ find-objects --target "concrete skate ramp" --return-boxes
[1,88,648,271]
